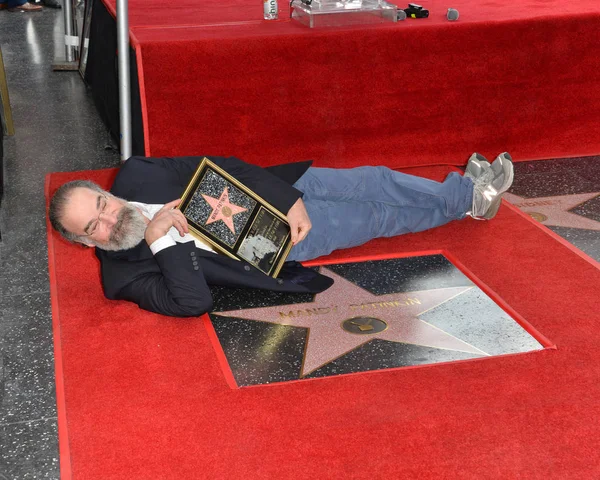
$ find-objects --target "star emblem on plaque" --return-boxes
[206,256,549,387]
[201,187,248,233]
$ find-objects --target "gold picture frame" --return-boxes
[178,158,293,277]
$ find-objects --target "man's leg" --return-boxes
[288,166,473,262]
[292,166,473,218]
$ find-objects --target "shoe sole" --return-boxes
[483,154,514,219]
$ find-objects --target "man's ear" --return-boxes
[77,238,94,248]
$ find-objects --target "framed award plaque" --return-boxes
[178,158,293,277]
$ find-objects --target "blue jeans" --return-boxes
[0,0,27,7]
[287,166,473,262]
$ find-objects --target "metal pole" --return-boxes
[62,0,76,63]
[117,0,132,161]
[52,0,79,69]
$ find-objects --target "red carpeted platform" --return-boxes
[93,0,600,167]
[46,166,600,479]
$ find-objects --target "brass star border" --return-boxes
[214,269,488,377]
[204,254,556,388]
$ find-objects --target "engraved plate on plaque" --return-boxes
[178,158,293,277]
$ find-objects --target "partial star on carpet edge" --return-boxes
[504,191,600,231]
[201,187,248,234]
[212,268,489,377]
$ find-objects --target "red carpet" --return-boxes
[97,0,600,167]
[46,166,600,479]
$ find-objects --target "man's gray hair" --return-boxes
[49,180,106,243]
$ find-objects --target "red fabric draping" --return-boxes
[99,0,600,167]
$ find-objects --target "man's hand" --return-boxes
[287,198,312,245]
[144,199,189,245]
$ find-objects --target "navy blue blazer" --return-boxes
[95,156,334,317]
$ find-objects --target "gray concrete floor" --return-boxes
[1,6,119,479]
[0,7,598,480]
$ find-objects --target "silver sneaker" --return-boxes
[469,152,514,220]
[464,153,491,180]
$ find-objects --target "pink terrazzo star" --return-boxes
[504,192,600,231]
[213,269,488,377]
[202,187,247,234]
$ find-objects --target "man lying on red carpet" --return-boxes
[48,153,513,317]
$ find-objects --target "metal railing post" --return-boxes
[62,0,77,63]
[52,0,79,69]
[117,0,132,161]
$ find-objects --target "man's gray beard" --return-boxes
[92,203,147,251]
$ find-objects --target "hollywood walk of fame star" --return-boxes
[504,192,600,231]
[202,187,248,234]
[212,269,489,377]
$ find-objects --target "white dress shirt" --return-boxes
[130,202,215,255]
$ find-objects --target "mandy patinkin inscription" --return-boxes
[179,158,293,277]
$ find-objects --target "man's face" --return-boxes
[61,187,148,251]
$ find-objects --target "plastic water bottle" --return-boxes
[263,0,278,19]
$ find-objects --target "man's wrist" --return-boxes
[145,226,165,246]
[148,235,176,255]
